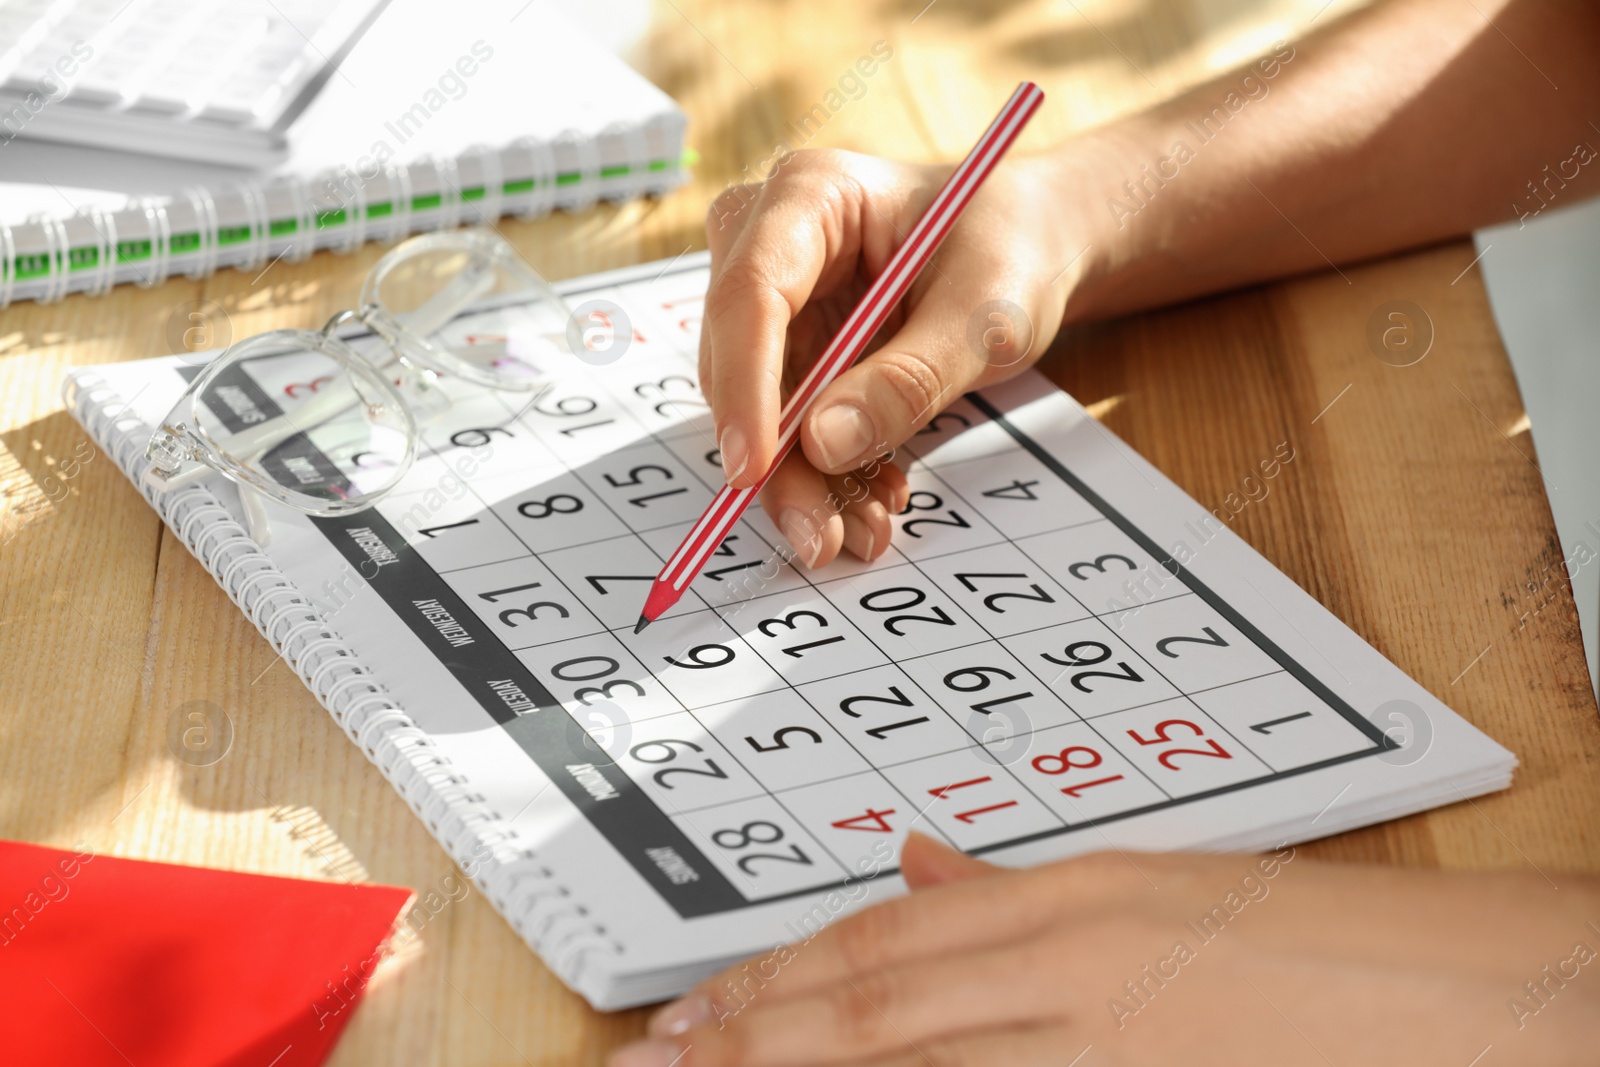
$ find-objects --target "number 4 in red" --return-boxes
[831,808,897,833]
[926,776,1018,823]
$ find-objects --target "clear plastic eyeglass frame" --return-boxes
[143,230,564,542]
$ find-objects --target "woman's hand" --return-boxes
[700,148,1084,568]
[612,833,1600,1066]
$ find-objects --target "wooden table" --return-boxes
[3,1,1597,1063]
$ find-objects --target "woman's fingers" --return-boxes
[899,830,996,889]
[615,1023,1078,1067]
[835,1024,1084,1067]
[758,453,906,566]
[702,167,855,489]
[799,274,1038,476]
[863,459,909,514]
[642,940,1076,1067]
[649,853,1149,1040]
[698,184,761,413]
[699,152,1067,571]
[763,451,840,569]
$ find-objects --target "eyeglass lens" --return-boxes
[368,240,566,388]
[190,334,413,511]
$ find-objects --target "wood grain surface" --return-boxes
[1,0,1595,1063]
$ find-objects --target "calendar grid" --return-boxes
[471,323,966,889]
[611,375,1177,857]
[200,256,1399,915]
[846,460,1182,809]
[659,441,1083,855]
[546,296,1101,873]
[417,263,1390,900]
[965,393,1392,747]
[811,563,1107,832]
[534,334,978,880]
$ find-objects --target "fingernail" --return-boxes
[779,507,822,568]
[840,512,876,562]
[718,424,748,484]
[608,1039,683,1067]
[813,403,874,470]
[649,992,714,1037]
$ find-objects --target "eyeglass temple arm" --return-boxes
[150,376,363,493]
[389,262,499,338]
[241,486,273,546]
[160,263,505,495]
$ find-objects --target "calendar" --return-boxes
[75,252,1514,1008]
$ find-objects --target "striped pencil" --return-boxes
[636,81,1046,633]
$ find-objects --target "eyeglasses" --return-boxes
[144,230,566,538]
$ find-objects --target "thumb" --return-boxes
[900,830,996,890]
[799,285,1035,475]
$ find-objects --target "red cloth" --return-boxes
[0,839,413,1065]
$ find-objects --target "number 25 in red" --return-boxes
[1127,718,1232,770]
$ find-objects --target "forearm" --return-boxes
[1051,0,1600,323]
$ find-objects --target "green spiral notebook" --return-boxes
[0,0,688,306]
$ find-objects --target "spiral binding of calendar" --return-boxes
[62,368,625,984]
[1,116,685,310]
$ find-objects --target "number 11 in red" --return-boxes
[927,776,1018,823]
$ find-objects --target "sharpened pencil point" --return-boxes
[634,615,650,634]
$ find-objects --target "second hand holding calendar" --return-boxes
[635,81,1046,632]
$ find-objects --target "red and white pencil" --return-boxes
[636,82,1045,633]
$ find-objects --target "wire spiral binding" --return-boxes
[1,219,16,310]
[331,166,370,254]
[284,176,319,262]
[605,120,652,201]
[61,368,623,985]
[136,196,173,289]
[84,206,118,298]
[554,128,603,214]
[2,128,688,307]
[235,182,271,273]
[32,212,70,304]
[386,161,415,245]
[180,186,220,281]
[432,155,463,232]
[463,144,503,228]
[511,134,559,220]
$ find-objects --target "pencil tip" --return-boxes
[634,615,650,634]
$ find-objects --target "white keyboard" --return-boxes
[0,0,390,166]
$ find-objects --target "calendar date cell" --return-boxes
[778,771,950,877]
[516,630,683,725]
[819,564,989,662]
[1112,594,1280,694]
[1005,618,1182,718]
[933,451,1102,540]
[695,689,870,792]
[1098,699,1272,797]
[726,589,891,685]
[798,666,974,765]
[1017,521,1185,625]
[915,542,1088,638]
[443,555,601,649]
[1011,721,1170,823]
[1190,672,1376,771]
[673,795,847,900]
[607,711,766,815]
[879,747,1062,851]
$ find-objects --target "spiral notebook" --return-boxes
[63,252,1516,1010]
[1,0,686,307]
